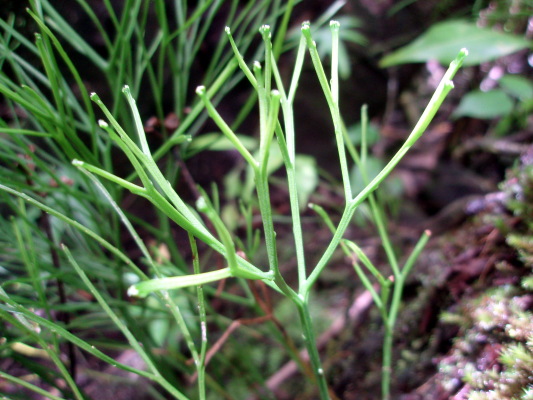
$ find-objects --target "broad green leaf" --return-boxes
[453,89,514,119]
[380,20,531,67]
[350,156,384,194]
[242,141,284,200]
[264,140,284,176]
[149,317,170,347]
[223,168,245,200]
[295,155,318,208]
[347,122,380,146]
[188,132,258,152]
[499,75,533,100]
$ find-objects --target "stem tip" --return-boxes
[127,285,139,297]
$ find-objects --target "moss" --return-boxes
[437,149,533,399]
[438,287,533,400]
[501,156,533,275]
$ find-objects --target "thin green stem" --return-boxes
[343,240,388,288]
[303,202,353,293]
[189,233,207,400]
[63,246,189,400]
[271,35,307,287]
[302,21,352,200]
[368,194,400,277]
[0,371,65,400]
[225,26,258,89]
[0,309,84,400]
[72,159,146,196]
[12,207,51,320]
[196,85,257,168]
[381,232,431,400]
[361,104,368,168]
[381,321,394,400]
[275,125,308,287]
[304,48,467,294]
[260,25,272,94]
[151,58,239,163]
[296,299,331,400]
[255,172,293,295]
[355,105,400,276]
[271,0,295,58]
[129,269,233,298]
[196,194,240,275]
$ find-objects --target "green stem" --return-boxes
[150,58,239,163]
[368,193,400,276]
[63,245,189,400]
[304,48,467,294]
[303,202,354,293]
[381,231,431,399]
[302,21,352,200]
[0,370,65,400]
[189,233,207,400]
[296,298,330,400]
[255,172,294,296]
[272,0,296,59]
[270,35,307,287]
[128,268,233,298]
[381,320,394,400]
[196,85,257,168]
[275,125,307,287]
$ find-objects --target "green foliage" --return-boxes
[188,132,258,153]
[500,75,533,101]
[347,121,380,147]
[453,89,514,119]
[380,20,531,67]
[453,75,533,133]
[295,155,319,208]
[377,5,531,139]
[0,1,298,398]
